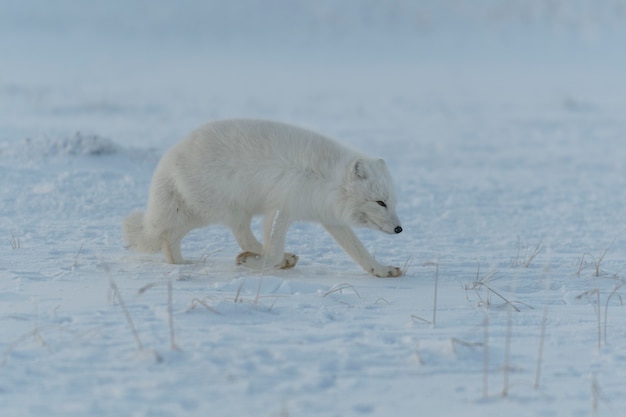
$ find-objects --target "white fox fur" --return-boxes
[123,119,403,277]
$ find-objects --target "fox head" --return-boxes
[342,158,403,235]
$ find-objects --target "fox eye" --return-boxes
[376,201,387,208]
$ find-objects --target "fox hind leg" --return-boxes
[162,236,184,264]
[230,216,264,254]
[235,210,298,269]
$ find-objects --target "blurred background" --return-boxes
[1,0,626,147]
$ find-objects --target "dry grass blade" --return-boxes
[450,338,482,351]
[167,280,179,350]
[178,248,223,280]
[71,242,84,268]
[577,238,617,278]
[478,282,522,312]
[512,236,543,268]
[483,313,489,400]
[410,314,432,325]
[535,306,548,389]
[576,253,594,276]
[234,281,244,303]
[109,276,144,351]
[604,283,624,345]
[592,373,599,417]
[375,297,390,305]
[107,275,163,361]
[137,282,161,295]
[136,279,181,350]
[502,307,513,397]
[595,238,616,277]
[323,283,361,299]
[2,325,56,366]
[423,260,440,326]
[414,341,424,366]
[188,297,221,315]
[401,256,414,275]
[524,239,543,268]
[468,273,533,312]
[577,289,601,350]
[254,276,264,305]
[8,232,21,249]
[471,262,534,311]
[590,373,610,417]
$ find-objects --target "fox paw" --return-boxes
[236,252,299,269]
[236,251,257,265]
[370,265,403,278]
[278,253,299,269]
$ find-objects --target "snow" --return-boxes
[3,1,626,416]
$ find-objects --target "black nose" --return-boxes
[394,226,403,234]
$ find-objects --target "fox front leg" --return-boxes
[323,225,402,277]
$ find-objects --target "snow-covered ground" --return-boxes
[3,1,626,416]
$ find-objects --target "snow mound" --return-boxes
[5,132,119,158]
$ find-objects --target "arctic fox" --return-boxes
[123,119,404,277]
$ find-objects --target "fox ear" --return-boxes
[351,159,368,180]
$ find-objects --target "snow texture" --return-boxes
[2,1,626,416]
